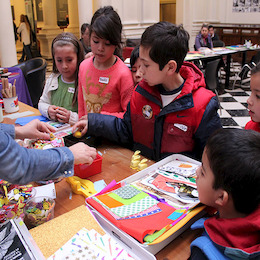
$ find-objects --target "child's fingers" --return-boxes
[56,109,70,118]
[81,123,88,135]
[72,121,87,134]
[49,105,58,112]
[56,112,70,122]
[56,107,67,113]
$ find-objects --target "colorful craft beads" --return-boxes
[0,179,35,224]
[24,197,55,227]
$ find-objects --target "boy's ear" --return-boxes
[167,60,177,74]
[215,189,229,207]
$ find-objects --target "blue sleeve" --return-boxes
[194,96,222,159]
[0,123,16,138]
[190,233,230,260]
[0,123,74,184]
[87,103,133,147]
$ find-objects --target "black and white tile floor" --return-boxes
[218,62,251,129]
[218,88,251,128]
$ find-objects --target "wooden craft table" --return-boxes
[54,144,202,260]
[3,102,202,260]
[2,101,41,124]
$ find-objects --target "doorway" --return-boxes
[160,0,176,24]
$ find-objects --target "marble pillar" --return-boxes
[78,0,93,35]
[37,0,61,59]
[0,0,17,66]
[65,0,79,38]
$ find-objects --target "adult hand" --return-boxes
[15,119,56,140]
[48,105,58,121]
[56,107,70,123]
[69,143,96,165]
[72,115,88,135]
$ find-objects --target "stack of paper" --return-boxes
[48,228,135,260]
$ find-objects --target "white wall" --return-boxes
[93,0,260,50]
[224,0,260,24]
[176,0,260,51]
[92,0,159,40]
[4,0,260,61]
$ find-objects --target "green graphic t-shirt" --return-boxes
[51,76,78,112]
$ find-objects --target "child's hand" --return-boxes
[56,107,70,123]
[72,115,88,136]
[48,105,58,121]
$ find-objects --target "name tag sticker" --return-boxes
[174,123,188,132]
[99,77,109,84]
[68,87,75,94]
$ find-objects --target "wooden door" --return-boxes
[160,0,176,24]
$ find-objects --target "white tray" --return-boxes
[87,154,205,259]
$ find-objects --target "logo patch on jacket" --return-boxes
[142,105,153,119]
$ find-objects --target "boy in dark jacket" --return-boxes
[191,128,260,259]
[74,21,221,161]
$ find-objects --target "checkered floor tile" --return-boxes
[217,61,252,129]
[218,88,251,128]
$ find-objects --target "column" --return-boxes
[65,0,79,37]
[37,0,61,58]
[41,0,59,30]
[0,0,17,67]
[78,0,93,34]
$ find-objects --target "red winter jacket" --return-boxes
[87,62,221,161]
[129,62,221,160]
[245,120,260,133]
[190,207,260,259]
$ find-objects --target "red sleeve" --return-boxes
[78,61,88,119]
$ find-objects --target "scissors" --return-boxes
[66,176,97,198]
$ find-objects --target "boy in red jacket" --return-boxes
[74,22,221,161]
[190,128,260,259]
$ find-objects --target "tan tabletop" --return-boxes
[3,102,201,260]
[2,101,41,124]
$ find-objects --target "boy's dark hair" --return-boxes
[140,22,189,72]
[130,46,140,68]
[52,32,84,106]
[205,128,260,215]
[81,23,90,35]
[208,24,214,30]
[90,6,122,58]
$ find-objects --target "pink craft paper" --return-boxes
[95,180,118,196]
